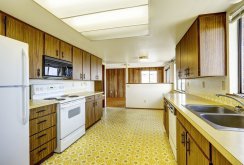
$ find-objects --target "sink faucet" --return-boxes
[216,94,244,113]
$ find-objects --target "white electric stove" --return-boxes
[31,84,86,153]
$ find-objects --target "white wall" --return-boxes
[30,79,94,94]
[126,83,173,109]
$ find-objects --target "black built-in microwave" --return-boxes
[43,55,72,79]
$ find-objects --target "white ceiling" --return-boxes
[0,0,233,66]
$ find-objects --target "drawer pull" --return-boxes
[37,134,47,139]
[186,138,190,154]
[37,120,47,124]
[38,147,47,154]
[181,132,185,145]
[36,110,45,113]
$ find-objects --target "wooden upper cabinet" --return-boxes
[199,13,226,76]
[0,12,5,35]
[82,51,91,80]
[60,41,72,62]
[6,16,24,41]
[24,25,44,79]
[91,55,97,81]
[97,57,102,80]
[176,12,226,79]
[73,47,83,80]
[176,42,181,79]
[187,20,199,78]
[44,34,60,58]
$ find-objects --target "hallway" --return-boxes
[43,108,176,165]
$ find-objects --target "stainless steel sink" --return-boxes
[183,104,244,131]
[200,114,244,131]
[183,104,236,114]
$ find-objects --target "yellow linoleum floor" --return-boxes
[43,108,176,165]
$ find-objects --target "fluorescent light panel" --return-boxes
[34,0,148,18]
[33,0,149,40]
[82,24,149,40]
[62,6,148,32]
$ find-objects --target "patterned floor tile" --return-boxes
[42,108,176,165]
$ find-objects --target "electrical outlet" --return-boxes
[222,81,225,90]
[202,81,205,88]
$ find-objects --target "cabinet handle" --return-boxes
[186,137,190,154]
[62,52,64,58]
[36,109,46,114]
[37,120,47,124]
[84,74,86,79]
[56,50,59,57]
[93,102,95,107]
[38,147,47,154]
[80,73,83,79]
[37,69,40,78]
[37,134,47,139]
[96,101,98,106]
[181,132,185,145]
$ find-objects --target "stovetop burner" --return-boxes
[56,98,66,101]
[44,97,66,101]
[61,95,69,97]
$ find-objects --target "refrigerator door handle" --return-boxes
[22,49,28,86]
[22,87,29,125]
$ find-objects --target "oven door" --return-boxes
[59,99,85,139]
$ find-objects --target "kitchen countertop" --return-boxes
[164,92,244,165]
[29,91,104,109]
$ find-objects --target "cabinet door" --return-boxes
[44,34,60,59]
[60,41,72,62]
[211,146,232,165]
[180,34,188,79]
[82,51,91,80]
[72,47,83,80]
[176,120,187,165]
[91,55,98,80]
[6,16,24,41]
[95,99,103,121]
[176,42,181,79]
[24,25,44,79]
[0,12,5,35]
[85,101,94,129]
[97,58,102,80]
[186,134,209,165]
[187,20,199,78]
[199,13,226,76]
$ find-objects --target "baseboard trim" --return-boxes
[125,107,163,110]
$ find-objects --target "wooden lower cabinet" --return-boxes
[176,118,210,165]
[177,120,187,165]
[85,94,104,129]
[211,147,232,165]
[29,104,57,165]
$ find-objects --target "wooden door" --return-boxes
[199,13,226,76]
[6,16,24,41]
[91,55,98,80]
[106,69,126,98]
[97,58,102,80]
[186,134,209,165]
[177,120,187,165]
[180,34,188,79]
[44,34,60,59]
[73,47,83,80]
[24,25,44,79]
[176,42,181,79]
[187,20,199,78]
[82,51,91,80]
[0,12,5,35]
[60,41,72,62]
[85,101,95,129]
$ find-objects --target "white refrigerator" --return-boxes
[0,35,30,165]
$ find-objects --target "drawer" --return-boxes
[95,94,103,100]
[30,113,56,136]
[86,95,95,102]
[30,104,56,120]
[30,126,56,151]
[30,139,56,165]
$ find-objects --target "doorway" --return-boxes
[106,68,126,107]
